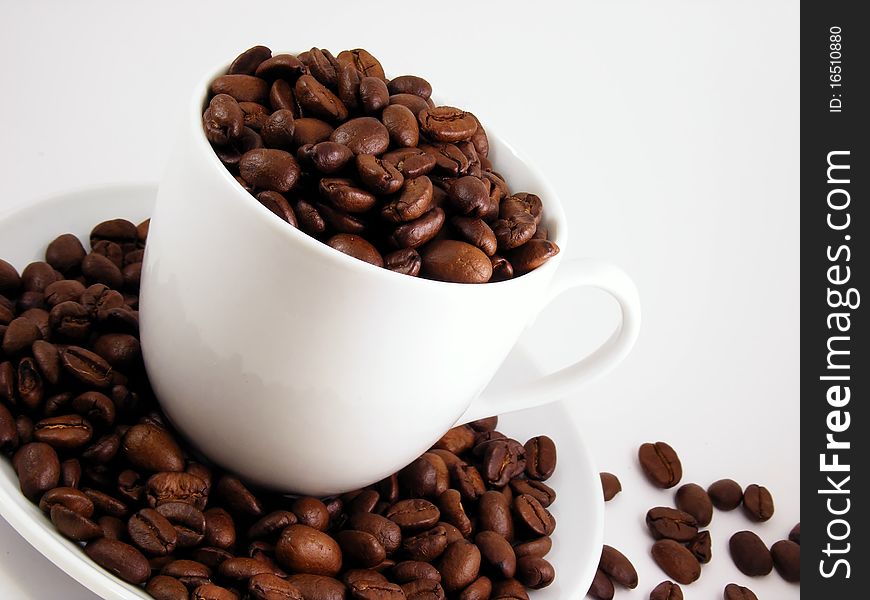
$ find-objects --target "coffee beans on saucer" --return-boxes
[203,46,560,283]
[1,229,559,597]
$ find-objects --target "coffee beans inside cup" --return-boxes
[202,46,560,283]
[2,225,559,598]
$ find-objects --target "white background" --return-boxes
[0,1,799,598]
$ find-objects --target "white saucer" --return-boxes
[0,184,603,599]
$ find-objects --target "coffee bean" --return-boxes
[13,442,60,500]
[161,559,213,589]
[382,148,437,179]
[85,538,150,584]
[327,234,384,267]
[337,49,386,80]
[359,77,390,114]
[513,536,551,560]
[742,484,774,522]
[50,504,102,541]
[490,578,529,600]
[438,539,480,592]
[649,580,683,600]
[673,483,713,526]
[249,573,304,600]
[347,512,402,556]
[770,539,800,582]
[507,240,559,275]
[645,507,698,541]
[191,584,238,600]
[320,178,378,213]
[203,507,236,550]
[514,556,554,589]
[3,317,42,356]
[348,579,405,600]
[707,478,743,510]
[60,459,82,489]
[239,101,271,131]
[293,118,334,146]
[220,556,285,580]
[789,522,800,544]
[477,490,513,541]
[33,415,94,450]
[729,530,773,576]
[599,545,638,589]
[385,499,440,531]
[17,357,45,410]
[475,530,516,579]
[382,104,420,148]
[256,54,307,81]
[211,74,269,104]
[638,442,682,488]
[390,208,446,249]
[240,149,301,193]
[651,539,701,585]
[0,361,15,404]
[84,488,129,517]
[204,94,245,146]
[331,117,390,156]
[402,526,448,562]
[229,46,272,76]
[146,575,190,600]
[0,259,20,296]
[156,502,207,548]
[384,248,421,277]
[418,107,477,143]
[399,455,448,499]
[44,280,86,307]
[600,472,621,501]
[287,574,347,600]
[481,439,526,487]
[122,423,185,472]
[60,345,113,388]
[513,494,555,537]
[391,561,441,584]
[277,524,343,577]
[45,234,87,275]
[724,583,759,600]
[587,568,614,600]
[146,472,209,510]
[382,176,433,223]
[388,76,432,99]
[261,110,297,149]
[688,530,712,563]
[524,436,556,480]
[128,507,178,555]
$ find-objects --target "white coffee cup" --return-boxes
[140,60,641,496]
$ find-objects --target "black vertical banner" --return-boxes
[802,2,868,596]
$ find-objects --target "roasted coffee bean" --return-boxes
[742,483,775,521]
[81,253,124,288]
[391,561,441,583]
[348,512,402,556]
[44,279,86,306]
[587,568,614,600]
[21,262,60,292]
[388,76,432,99]
[50,504,102,541]
[60,345,113,387]
[356,154,405,195]
[493,215,536,251]
[161,559,213,589]
[81,433,120,464]
[385,499,440,531]
[513,494,555,537]
[203,507,236,549]
[156,501,207,548]
[85,538,150,584]
[382,176,433,223]
[260,110,296,149]
[599,545,638,589]
[45,234,87,274]
[418,107,477,143]
[83,488,129,517]
[514,556,554,589]
[204,94,245,145]
[0,259,20,296]
[220,556,285,580]
[146,472,208,510]
[490,578,529,600]
[249,573,304,600]
[337,49,386,80]
[507,240,559,275]
[382,148,437,179]
[211,74,269,104]
[729,531,773,576]
[230,46,272,76]
[191,583,238,600]
[257,191,298,226]
[600,472,621,501]
[724,583,759,600]
[512,537,551,560]
[293,118,334,146]
[707,478,743,510]
[650,580,683,600]
[0,403,18,452]
[0,361,14,404]
[437,489,471,537]
[651,539,701,585]
[320,178,378,213]
[481,439,526,487]
[638,442,682,488]
[146,575,190,600]
[290,496,330,531]
[256,54,307,81]
[249,510,298,541]
[331,117,390,156]
[128,507,178,555]
[451,463,486,502]
[334,529,387,568]
[645,507,698,542]
[3,317,42,356]
[438,539,480,592]
[239,101,271,131]
[382,104,420,148]
[295,75,348,121]
[402,526,448,562]
[33,415,93,449]
[122,423,184,472]
[299,48,338,87]
[674,483,713,526]
[61,458,82,488]
[789,522,800,544]
[17,357,44,410]
[117,469,144,503]
[277,524,343,577]
[477,491,513,541]
[434,425,476,455]
[688,530,712,563]
[475,530,516,578]
[359,77,390,114]
[32,341,60,386]
[288,574,347,600]
[240,149,301,193]
[13,442,60,500]
[399,454,449,498]
[49,300,90,339]
[419,239,491,283]
[446,176,489,217]
[348,579,404,600]
[216,126,263,167]
[450,217,496,256]
[15,415,34,445]
[523,435,556,480]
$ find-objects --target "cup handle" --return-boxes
[458,258,641,424]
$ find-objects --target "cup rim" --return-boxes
[192,54,570,289]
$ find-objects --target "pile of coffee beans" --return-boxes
[2,225,558,599]
[202,46,560,283]
[587,443,800,599]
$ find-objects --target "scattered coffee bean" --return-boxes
[599,545,638,589]
[723,583,758,600]
[688,530,712,564]
[587,568,615,600]
[729,530,773,576]
[638,442,682,488]
[770,539,800,582]
[789,522,800,544]
[651,539,701,585]
[645,507,698,542]
[600,472,621,501]
[649,580,683,600]
[674,483,713,526]
[742,484,774,522]
[707,478,743,510]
